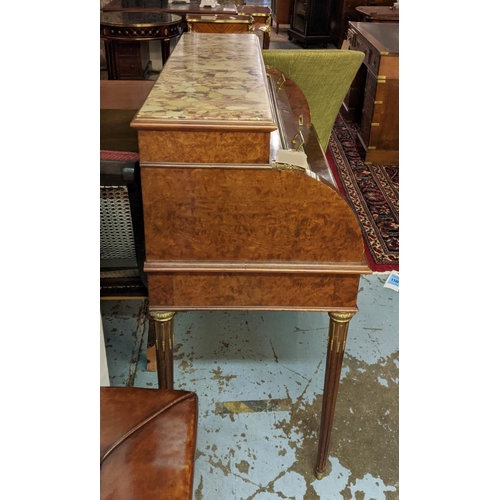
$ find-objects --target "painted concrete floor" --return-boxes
[101,273,399,499]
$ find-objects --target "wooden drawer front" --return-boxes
[116,59,143,79]
[148,272,360,310]
[114,42,142,79]
[358,71,377,146]
[342,63,366,122]
[346,27,357,48]
[114,41,141,57]
[364,43,380,76]
[347,30,380,75]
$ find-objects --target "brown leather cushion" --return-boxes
[100,387,198,500]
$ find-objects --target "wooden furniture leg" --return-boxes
[315,310,356,479]
[146,319,157,372]
[103,40,117,80]
[150,311,176,389]
[161,39,171,65]
[259,26,271,49]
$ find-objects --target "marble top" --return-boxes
[132,33,276,130]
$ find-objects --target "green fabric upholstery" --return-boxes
[262,50,365,150]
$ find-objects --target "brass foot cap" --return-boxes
[314,468,325,480]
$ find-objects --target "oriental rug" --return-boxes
[327,115,399,272]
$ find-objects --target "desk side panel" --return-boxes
[141,166,365,263]
[137,130,271,163]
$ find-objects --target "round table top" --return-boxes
[100,11,182,27]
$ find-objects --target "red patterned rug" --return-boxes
[327,115,399,272]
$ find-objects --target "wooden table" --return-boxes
[355,5,399,22]
[100,11,182,79]
[130,32,371,480]
[101,0,239,31]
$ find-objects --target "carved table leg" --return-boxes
[146,319,157,373]
[150,311,176,390]
[103,39,117,80]
[315,311,356,479]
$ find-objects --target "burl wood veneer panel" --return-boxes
[141,167,365,263]
[147,273,361,309]
[137,130,271,163]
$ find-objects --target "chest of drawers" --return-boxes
[343,22,399,164]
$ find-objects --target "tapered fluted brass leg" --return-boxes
[314,310,356,479]
[150,311,176,390]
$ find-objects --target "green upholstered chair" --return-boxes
[262,50,365,151]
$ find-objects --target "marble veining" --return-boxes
[134,33,275,126]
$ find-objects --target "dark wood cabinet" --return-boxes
[287,0,335,47]
[271,0,292,33]
[112,41,150,79]
[330,0,394,48]
[342,22,399,164]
